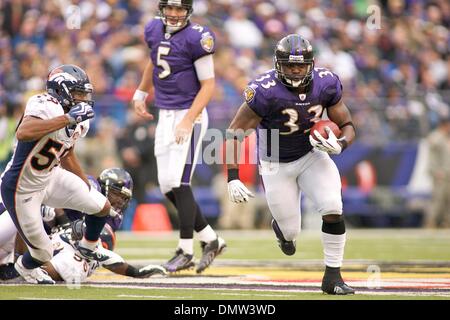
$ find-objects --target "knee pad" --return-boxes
[319,198,343,216]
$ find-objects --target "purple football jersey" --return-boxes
[64,175,123,231]
[144,18,216,110]
[244,68,343,163]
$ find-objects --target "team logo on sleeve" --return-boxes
[201,32,214,53]
[244,85,256,103]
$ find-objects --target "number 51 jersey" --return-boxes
[244,68,343,163]
[1,93,89,194]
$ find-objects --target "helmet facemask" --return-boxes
[159,2,193,33]
[275,58,314,88]
[71,86,94,107]
[105,184,132,215]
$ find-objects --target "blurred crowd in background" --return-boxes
[0,0,449,229]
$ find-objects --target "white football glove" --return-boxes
[40,205,56,222]
[309,126,345,155]
[136,265,167,278]
[228,180,255,203]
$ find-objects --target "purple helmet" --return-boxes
[274,34,315,88]
[158,0,193,33]
[98,168,133,215]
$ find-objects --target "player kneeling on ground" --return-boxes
[0,168,166,282]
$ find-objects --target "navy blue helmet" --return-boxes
[274,34,315,88]
[46,64,94,111]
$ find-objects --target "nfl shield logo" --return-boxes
[299,94,306,101]
[165,33,171,40]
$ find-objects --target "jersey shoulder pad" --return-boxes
[144,18,162,45]
[250,70,278,95]
[188,24,216,55]
[24,93,62,120]
[314,67,343,107]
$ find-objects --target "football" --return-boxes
[310,119,341,140]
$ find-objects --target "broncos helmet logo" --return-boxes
[48,72,78,85]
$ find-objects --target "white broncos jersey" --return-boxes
[1,93,89,193]
[50,231,124,283]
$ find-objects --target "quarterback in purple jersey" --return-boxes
[132,0,225,274]
[226,34,356,295]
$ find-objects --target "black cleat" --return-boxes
[75,243,110,262]
[196,237,226,274]
[163,248,195,273]
[271,219,296,256]
[321,266,355,295]
[0,263,20,280]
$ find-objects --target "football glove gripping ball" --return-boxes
[309,126,346,155]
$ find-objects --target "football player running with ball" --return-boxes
[133,0,225,274]
[226,35,356,295]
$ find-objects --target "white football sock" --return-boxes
[321,232,346,268]
[178,239,194,255]
[80,237,98,251]
[196,225,217,243]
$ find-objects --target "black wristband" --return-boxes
[227,168,239,182]
[225,129,247,142]
[338,121,355,131]
[125,265,140,277]
[339,139,348,151]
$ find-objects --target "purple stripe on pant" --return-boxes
[181,123,202,184]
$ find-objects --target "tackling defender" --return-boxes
[133,0,225,273]
[0,64,115,284]
[226,34,356,295]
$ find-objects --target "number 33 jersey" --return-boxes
[244,68,343,163]
[1,93,89,193]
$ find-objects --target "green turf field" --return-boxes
[1,229,450,300]
[115,229,450,261]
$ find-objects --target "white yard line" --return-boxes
[117,294,193,299]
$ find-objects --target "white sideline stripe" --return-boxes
[87,283,319,294]
[117,294,192,299]
[217,292,296,297]
[115,248,174,255]
[90,284,450,297]
[18,297,77,300]
[116,229,450,241]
